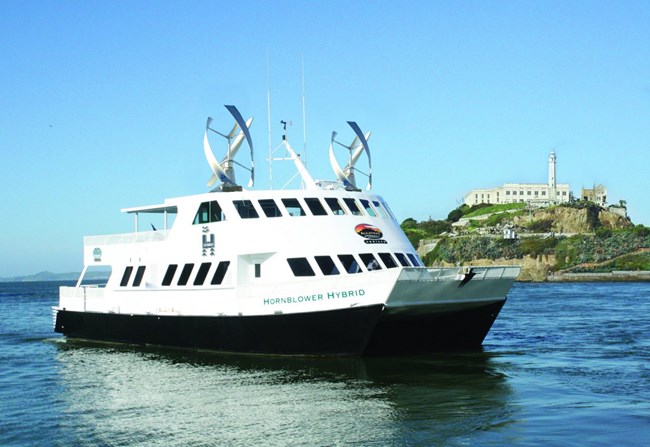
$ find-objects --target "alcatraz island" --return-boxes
[406,151,650,282]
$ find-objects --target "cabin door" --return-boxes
[237,254,272,287]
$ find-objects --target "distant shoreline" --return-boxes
[544,271,650,282]
[0,272,108,283]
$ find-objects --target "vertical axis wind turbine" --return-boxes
[329,121,372,191]
[203,105,254,191]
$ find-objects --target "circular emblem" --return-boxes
[355,223,383,240]
[93,247,102,262]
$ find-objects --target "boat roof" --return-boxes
[121,203,178,214]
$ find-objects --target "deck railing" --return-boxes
[398,266,520,282]
[84,229,170,246]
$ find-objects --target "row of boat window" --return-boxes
[117,251,422,287]
[193,196,396,224]
[287,252,422,277]
[119,261,231,288]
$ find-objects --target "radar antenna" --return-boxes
[203,105,254,191]
[270,120,316,190]
[329,121,372,191]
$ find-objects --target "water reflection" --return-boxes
[54,341,514,446]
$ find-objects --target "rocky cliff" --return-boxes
[512,205,632,234]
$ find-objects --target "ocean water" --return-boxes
[1,281,649,446]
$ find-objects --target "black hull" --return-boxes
[55,300,506,356]
[363,300,506,356]
[55,305,384,356]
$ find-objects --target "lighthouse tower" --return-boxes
[548,151,557,203]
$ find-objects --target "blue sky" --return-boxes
[1,0,649,277]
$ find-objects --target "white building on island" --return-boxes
[464,151,572,207]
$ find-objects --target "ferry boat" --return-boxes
[54,106,520,356]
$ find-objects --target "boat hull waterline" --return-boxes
[54,291,509,356]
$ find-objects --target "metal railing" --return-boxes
[84,229,170,246]
[397,266,520,282]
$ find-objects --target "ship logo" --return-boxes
[93,247,102,262]
[355,223,382,239]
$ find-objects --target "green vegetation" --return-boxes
[424,231,650,270]
[526,218,554,233]
[408,200,650,275]
[401,217,451,248]
[403,203,529,248]
[568,251,650,273]
[552,231,650,270]
[462,202,525,218]
[423,236,522,265]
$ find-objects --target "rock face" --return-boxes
[512,206,632,233]
[426,205,636,281]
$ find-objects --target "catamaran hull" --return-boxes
[54,298,506,356]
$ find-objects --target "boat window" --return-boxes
[282,198,306,217]
[255,263,261,278]
[178,263,194,286]
[338,254,362,274]
[378,253,398,269]
[314,256,340,276]
[382,201,397,220]
[394,253,411,267]
[287,258,316,276]
[407,253,421,267]
[259,199,282,217]
[372,201,389,218]
[120,266,134,287]
[343,198,363,216]
[233,200,259,219]
[78,265,112,287]
[211,261,230,285]
[162,264,178,286]
[304,198,328,216]
[193,262,212,286]
[325,197,346,215]
[360,199,377,217]
[193,200,224,224]
[132,266,146,286]
[360,253,382,271]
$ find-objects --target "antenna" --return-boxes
[269,120,316,189]
[329,121,372,191]
[203,105,254,191]
[301,53,307,165]
[266,50,273,189]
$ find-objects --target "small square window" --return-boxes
[259,199,282,217]
[315,256,340,275]
[177,264,194,286]
[133,266,146,287]
[162,264,178,286]
[282,198,306,216]
[194,263,211,285]
[304,198,328,216]
[343,198,363,216]
[287,258,315,276]
[359,253,382,271]
[325,198,346,215]
[211,261,230,285]
[338,254,362,274]
[233,200,259,219]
